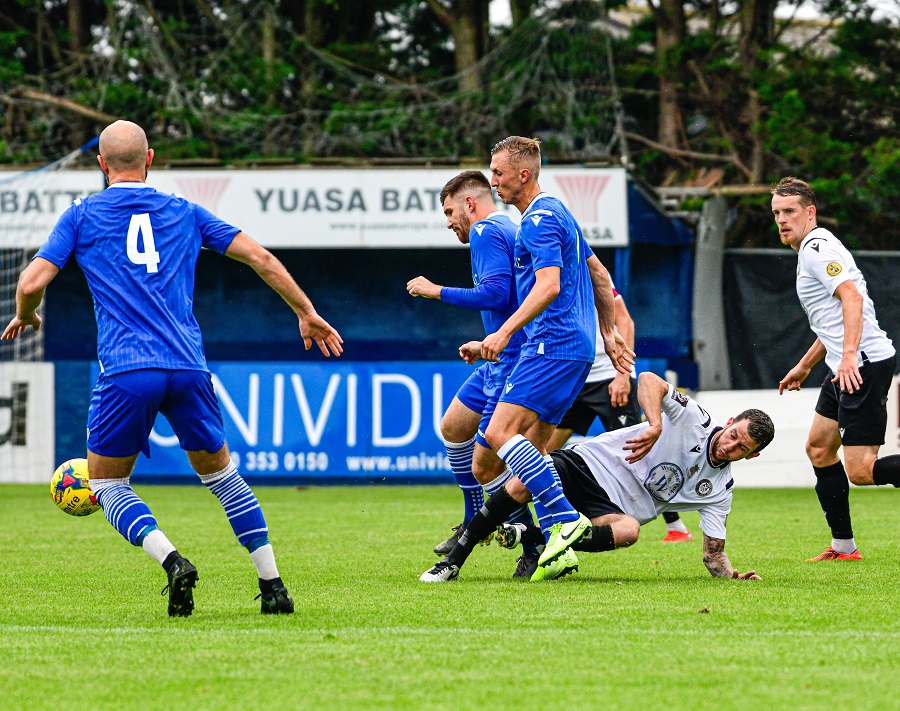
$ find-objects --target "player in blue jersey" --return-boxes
[420,137,634,583]
[2,120,342,617]
[407,171,540,577]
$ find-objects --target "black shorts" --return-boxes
[557,376,641,435]
[550,448,625,519]
[815,354,896,447]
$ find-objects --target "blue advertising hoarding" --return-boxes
[79,358,663,483]
[121,361,473,482]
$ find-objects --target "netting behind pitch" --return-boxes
[0,142,100,482]
[0,141,100,363]
[12,3,626,164]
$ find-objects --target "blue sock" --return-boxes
[444,437,483,527]
[200,461,268,548]
[92,477,158,546]
[497,435,579,532]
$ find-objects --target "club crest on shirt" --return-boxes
[695,479,713,496]
[826,262,842,277]
[644,462,685,502]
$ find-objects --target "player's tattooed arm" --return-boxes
[703,534,761,580]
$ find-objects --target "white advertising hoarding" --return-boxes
[0,363,55,484]
[0,167,629,249]
[695,375,900,488]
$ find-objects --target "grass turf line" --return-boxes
[0,485,896,710]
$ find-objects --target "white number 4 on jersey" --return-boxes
[126,213,161,273]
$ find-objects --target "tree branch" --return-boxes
[625,131,752,179]
[424,0,454,32]
[6,87,119,124]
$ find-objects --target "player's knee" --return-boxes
[439,414,466,442]
[614,518,640,547]
[805,440,835,467]
[472,459,498,485]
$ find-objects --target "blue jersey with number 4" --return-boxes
[515,192,595,362]
[36,182,239,375]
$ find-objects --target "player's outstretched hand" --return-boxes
[604,331,635,375]
[459,341,482,365]
[406,276,441,299]
[731,569,762,581]
[778,363,810,394]
[832,353,862,395]
[1,313,42,341]
[623,424,661,463]
[481,331,510,363]
[299,312,343,357]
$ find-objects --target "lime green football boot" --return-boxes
[537,513,591,565]
[530,548,579,581]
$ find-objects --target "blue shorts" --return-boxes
[499,355,591,425]
[87,369,226,458]
[456,363,503,449]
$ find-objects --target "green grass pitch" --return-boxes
[1,484,896,710]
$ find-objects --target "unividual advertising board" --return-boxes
[0,166,629,249]
[121,361,473,481]
[0,363,55,483]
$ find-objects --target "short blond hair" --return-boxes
[491,136,541,180]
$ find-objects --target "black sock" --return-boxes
[873,455,900,487]
[161,551,181,574]
[813,462,853,540]
[572,525,616,552]
[447,488,520,568]
[662,511,681,524]
[517,523,545,547]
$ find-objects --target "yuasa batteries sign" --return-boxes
[127,361,473,481]
[0,167,629,248]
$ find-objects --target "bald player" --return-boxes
[3,120,342,616]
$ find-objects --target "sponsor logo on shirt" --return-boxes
[827,262,842,277]
[474,223,486,236]
[695,479,713,496]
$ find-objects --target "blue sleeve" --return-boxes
[194,203,240,254]
[521,211,564,270]
[470,222,514,282]
[34,201,79,269]
[583,239,594,260]
[441,274,509,310]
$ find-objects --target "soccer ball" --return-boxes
[50,458,101,516]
